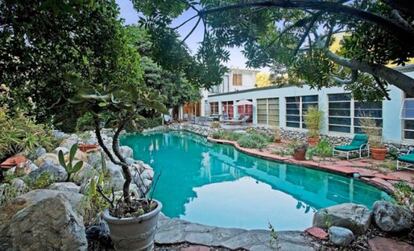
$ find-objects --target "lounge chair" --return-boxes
[396,146,414,171]
[332,134,369,160]
[221,115,250,125]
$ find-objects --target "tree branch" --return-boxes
[199,0,414,43]
[182,16,202,43]
[331,70,359,85]
[324,49,414,96]
[373,76,391,100]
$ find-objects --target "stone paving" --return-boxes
[208,137,414,193]
[156,214,319,251]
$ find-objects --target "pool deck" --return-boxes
[207,137,414,193]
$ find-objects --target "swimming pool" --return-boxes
[121,131,392,231]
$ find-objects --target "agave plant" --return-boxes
[58,144,83,182]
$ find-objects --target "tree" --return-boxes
[0,1,124,129]
[134,0,414,100]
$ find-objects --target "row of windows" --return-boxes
[209,95,414,141]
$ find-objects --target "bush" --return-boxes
[25,172,55,189]
[394,182,414,212]
[237,133,269,149]
[76,112,95,131]
[0,108,55,161]
[307,139,333,159]
[210,130,242,141]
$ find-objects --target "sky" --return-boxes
[116,0,250,69]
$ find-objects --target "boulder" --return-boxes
[27,161,39,172]
[11,178,27,194]
[72,162,97,186]
[0,189,84,251]
[372,201,414,232]
[141,168,154,180]
[87,150,104,169]
[313,203,372,235]
[106,163,125,191]
[60,135,79,149]
[74,150,89,163]
[34,147,47,159]
[34,153,59,167]
[119,145,133,159]
[53,146,69,155]
[328,226,354,246]
[49,182,81,193]
[9,194,87,251]
[51,130,67,140]
[28,160,68,182]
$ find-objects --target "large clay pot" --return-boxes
[103,200,162,251]
[308,136,319,146]
[293,148,307,161]
[371,147,387,160]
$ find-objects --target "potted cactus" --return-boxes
[304,106,323,146]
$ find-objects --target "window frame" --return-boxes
[232,73,242,86]
[285,95,318,129]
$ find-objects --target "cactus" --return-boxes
[58,144,83,182]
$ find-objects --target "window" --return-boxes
[233,73,242,86]
[257,98,279,126]
[328,94,351,133]
[210,102,219,115]
[286,95,318,128]
[402,98,414,140]
[328,93,383,134]
[222,101,234,118]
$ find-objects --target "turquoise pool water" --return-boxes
[121,131,392,230]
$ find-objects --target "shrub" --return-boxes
[210,130,242,141]
[76,112,95,131]
[210,121,221,129]
[394,182,414,212]
[307,139,333,159]
[237,133,269,149]
[0,108,55,161]
[25,172,55,189]
[304,106,323,138]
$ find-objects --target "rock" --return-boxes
[34,153,59,166]
[125,157,135,165]
[29,159,68,182]
[49,182,81,193]
[51,130,67,140]
[372,201,414,232]
[34,147,47,159]
[75,150,89,163]
[141,168,154,180]
[313,203,371,235]
[106,162,125,191]
[328,226,354,246]
[0,189,85,250]
[11,178,27,194]
[86,220,112,248]
[9,194,87,251]
[53,146,69,155]
[60,135,79,149]
[305,227,328,240]
[27,161,38,172]
[368,237,414,251]
[119,145,133,159]
[72,162,97,186]
[87,150,104,169]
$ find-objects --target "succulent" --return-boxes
[58,144,83,182]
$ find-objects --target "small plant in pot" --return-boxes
[359,117,386,160]
[71,80,167,249]
[289,140,308,161]
[304,106,323,146]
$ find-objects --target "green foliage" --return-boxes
[76,112,95,132]
[58,144,83,182]
[26,172,54,190]
[210,121,221,129]
[307,139,333,159]
[0,108,54,161]
[0,183,19,207]
[304,106,323,138]
[237,133,269,149]
[394,182,414,212]
[268,223,280,250]
[210,130,242,141]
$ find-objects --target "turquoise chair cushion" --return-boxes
[334,145,361,151]
[398,154,414,164]
[350,134,368,147]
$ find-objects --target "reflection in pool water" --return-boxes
[121,132,392,230]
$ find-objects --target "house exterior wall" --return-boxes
[204,68,414,144]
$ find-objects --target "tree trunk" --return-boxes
[324,50,414,96]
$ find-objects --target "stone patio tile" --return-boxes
[180,245,211,251]
[368,237,414,251]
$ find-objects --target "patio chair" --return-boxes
[332,134,369,160]
[222,115,249,125]
[396,146,414,171]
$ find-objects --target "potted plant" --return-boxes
[289,140,308,160]
[304,106,323,146]
[360,117,387,160]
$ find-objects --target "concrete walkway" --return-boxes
[156,215,319,251]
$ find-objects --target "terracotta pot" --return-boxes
[103,200,162,251]
[78,144,99,153]
[274,138,282,143]
[371,147,387,160]
[293,149,306,161]
[308,136,319,146]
